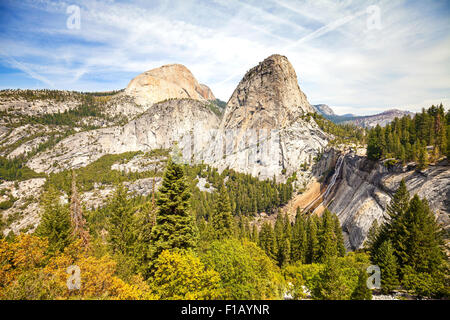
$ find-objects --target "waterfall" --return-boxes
[303,154,345,214]
[322,155,344,201]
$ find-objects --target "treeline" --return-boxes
[257,209,346,268]
[1,156,447,300]
[46,151,167,194]
[310,113,366,145]
[0,89,86,101]
[367,104,449,167]
[0,89,123,101]
[366,180,448,297]
[0,158,285,299]
[0,156,44,181]
[21,97,107,128]
[187,165,293,220]
[1,157,375,300]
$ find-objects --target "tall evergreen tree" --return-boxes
[313,257,350,300]
[402,196,445,276]
[350,270,372,300]
[417,142,429,170]
[369,181,447,297]
[333,214,346,257]
[35,186,72,254]
[318,209,337,262]
[258,221,277,260]
[150,158,198,260]
[107,184,136,256]
[373,179,410,264]
[291,211,307,263]
[212,184,234,240]
[372,240,399,294]
[306,216,319,263]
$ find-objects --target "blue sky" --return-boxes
[0,0,449,115]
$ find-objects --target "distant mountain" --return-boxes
[312,104,335,116]
[313,104,414,128]
[344,109,414,128]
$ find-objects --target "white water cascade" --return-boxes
[311,155,344,214]
[303,154,345,214]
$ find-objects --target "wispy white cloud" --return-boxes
[0,0,448,115]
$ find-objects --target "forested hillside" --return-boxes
[367,104,449,168]
[1,156,447,299]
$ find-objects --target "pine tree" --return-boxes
[373,240,399,294]
[417,142,429,170]
[333,214,346,257]
[212,184,234,240]
[35,186,72,254]
[258,221,277,260]
[313,257,350,300]
[377,179,410,265]
[306,216,319,263]
[318,209,337,262]
[402,196,445,276]
[364,220,380,252]
[291,211,307,263]
[350,270,372,300]
[278,236,291,267]
[150,158,198,260]
[273,213,291,266]
[107,184,136,256]
[367,126,382,160]
[369,181,447,297]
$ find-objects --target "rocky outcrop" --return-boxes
[125,64,215,106]
[198,84,215,101]
[317,151,450,249]
[313,104,335,116]
[222,54,315,130]
[27,99,220,173]
[27,54,328,183]
[0,178,47,235]
[201,54,328,181]
[0,90,82,116]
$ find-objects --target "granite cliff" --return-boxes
[311,149,449,250]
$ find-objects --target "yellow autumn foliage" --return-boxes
[151,249,223,300]
[0,235,157,300]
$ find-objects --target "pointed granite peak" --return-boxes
[223,54,315,130]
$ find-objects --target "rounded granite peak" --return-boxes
[125,63,215,106]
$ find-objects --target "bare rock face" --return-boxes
[27,99,220,173]
[27,54,328,183]
[0,90,82,116]
[125,64,215,106]
[318,151,450,250]
[201,54,328,181]
[198,84,215,101]
[0,178,47,235]
[223,54,315,130]
[313,104,335,116]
